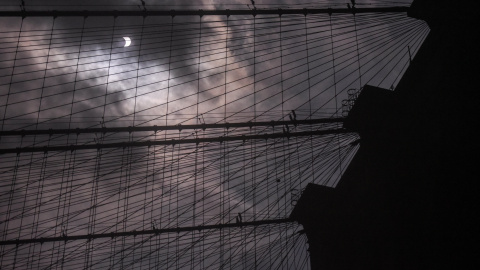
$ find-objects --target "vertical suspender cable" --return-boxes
[35,17,55,130]
[133,17,146,127]
[0,18,23,268]
[61,19,85,255]
[304,14,316,185]
[193,13,202,269]
[0,18,23,138]
[29,17,55,270]
[279,14,287,268]
[165,17,173,128]
[354,14,362,89]
[112,147,125,267]
[151,131,158,268]
[175,129,180,269]
[3,142,21,269]
[329,14,343,184]
[224,14,231,270]
[165,17,174,266]
[135,17,147,267]
[329,15,338,117]
[102,17,116,123]
[61,24,87,267]
[68,17,86,130]
[252,13,257,270]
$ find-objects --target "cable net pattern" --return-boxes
[0,7,427,269]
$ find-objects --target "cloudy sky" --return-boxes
[0,0,424,269]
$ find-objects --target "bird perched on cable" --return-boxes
[137,0,147,11]
[348,1,356,11]
[289,110,298,126]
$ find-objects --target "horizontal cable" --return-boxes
[0,117,344,136]
[0,7,410,18]
[0,128,349,154]
[0,218,293,245]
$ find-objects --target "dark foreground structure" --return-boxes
[291,0,479,269]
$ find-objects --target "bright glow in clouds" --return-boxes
[123,36,131,47]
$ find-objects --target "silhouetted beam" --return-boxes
[0,218,293,246]
[0,7,409,18]
[0,118,344,137]
[0,128,349,154]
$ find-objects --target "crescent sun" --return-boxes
[123,37,131,47]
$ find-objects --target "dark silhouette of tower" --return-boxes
[291,0,480,269]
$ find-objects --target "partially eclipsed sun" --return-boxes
[123,37,131,47]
